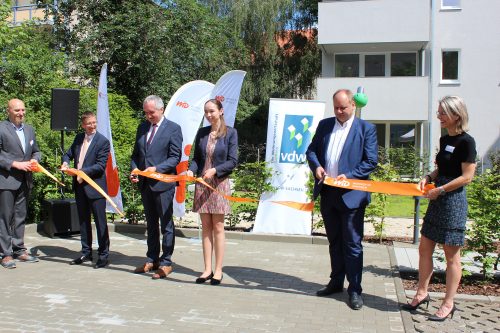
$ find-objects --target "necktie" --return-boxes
[147,124,157,147]
[76,136,90,184]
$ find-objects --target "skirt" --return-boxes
[421,176,468,246]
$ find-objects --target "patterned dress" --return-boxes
[193,132,231,214]
[421,176,468,246]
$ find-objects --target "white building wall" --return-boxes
[317,0,500,168]
[431,0,500,168]
[318,0,429,45]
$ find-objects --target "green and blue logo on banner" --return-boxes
[279,115,314,164]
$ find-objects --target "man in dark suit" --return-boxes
[131,95,182,279]
[306,89,378,310]
[0,98,41,269]
[62,111,111,269]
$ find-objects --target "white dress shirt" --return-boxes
[325,115,355,177]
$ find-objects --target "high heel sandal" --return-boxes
[195,272,214,284]
[402,294,431,311]
[428,304,457,321]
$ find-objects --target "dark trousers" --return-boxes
[141,186,175,266]
[75,185,110,259]
[0,183,29,257]
[320,187,365,295]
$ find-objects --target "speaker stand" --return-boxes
[59,130,66,199]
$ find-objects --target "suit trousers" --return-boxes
[0,182,29,257]
[320,187,365,295]
[75,184,110,259]
[141,186,175,266]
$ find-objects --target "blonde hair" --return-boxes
[439,95,469,133]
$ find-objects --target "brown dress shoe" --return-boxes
[152,266,173,280]
[134,262,159,274]
[1,256,16,269]
[15,253,39,263]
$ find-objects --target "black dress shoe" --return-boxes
[349,293,363,310]
[316,283,343,296]
[210,274,223,285]
[94,258,108,269]
[195,272,214,284]
[402,294,431,311]
[70,255,92,265]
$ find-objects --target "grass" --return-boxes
[380,195,429,218]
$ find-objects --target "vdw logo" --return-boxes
[279,115,314,164]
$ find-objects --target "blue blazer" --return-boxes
[63,131,110,200]
[131,118,183,192]
[306,117,378,209]
[189,126,238,178]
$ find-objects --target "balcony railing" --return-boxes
[10,4,54,26]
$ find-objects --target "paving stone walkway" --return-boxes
[1,224,497,332]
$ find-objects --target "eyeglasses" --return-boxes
[436,111,448,117]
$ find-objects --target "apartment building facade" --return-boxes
[9,0,55,25]
[317,0,500,170]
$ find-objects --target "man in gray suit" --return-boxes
[131,95,182,279]
[0,98,41,269]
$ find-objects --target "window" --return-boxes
[365,55,385,77]
[335,54,359,77]
[441,50,459,83]
[391,124,415,148]
[375,124,386,148]
[442,0,461,9]
[334,52,417,78]
[391,53,416,76]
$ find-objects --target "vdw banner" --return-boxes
[253,99,325,235]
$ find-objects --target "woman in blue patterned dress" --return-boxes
[402,96,476,321]
[187,99,238,285]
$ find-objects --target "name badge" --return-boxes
[445,145,455,153]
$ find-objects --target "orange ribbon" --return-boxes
[62,168,125,217]
[130,169,433,213]
[323,176,434,196]
[31,162,65,187]
[131,169,314,211]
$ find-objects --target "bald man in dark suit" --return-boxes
[0,98,41,269]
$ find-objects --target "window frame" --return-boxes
[440,49,461,85]
[333,52,418,78]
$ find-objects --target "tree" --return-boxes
[466,150,500,279]
[53,0,246,109]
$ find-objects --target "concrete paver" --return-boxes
[1,222,498,332]
[2,226,402,333]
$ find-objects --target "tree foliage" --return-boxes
[53,0,246,109]
[466,150,500,279]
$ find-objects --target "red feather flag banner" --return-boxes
[96,63,123,213]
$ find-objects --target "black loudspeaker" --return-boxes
[42,199,80,238]
[51,88,79,130]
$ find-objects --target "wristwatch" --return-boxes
[438,187,446,196]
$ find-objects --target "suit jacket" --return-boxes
[63,131,110,199]
[0,120,41,190]
[131,118,183,192]
[189,126,238,178]
[306,117,378,209]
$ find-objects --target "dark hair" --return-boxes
[80,111,96,123]
[205,98,227,138]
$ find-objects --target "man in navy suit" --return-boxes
[306,89,378,310]
[0,98,41,269]
[62,111,111,269]
[131,95,182,279]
